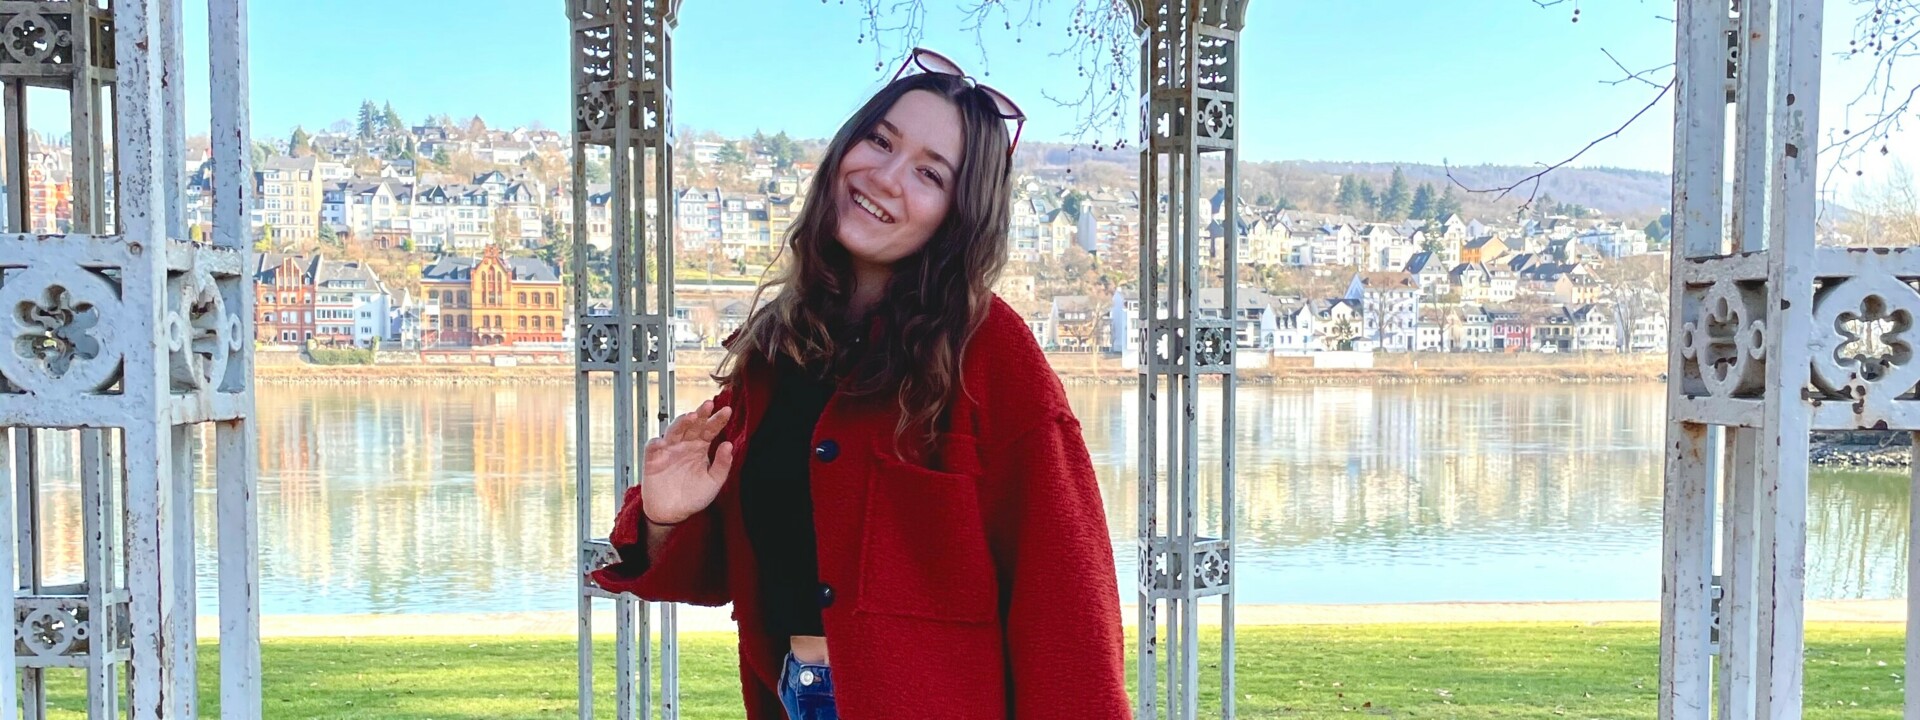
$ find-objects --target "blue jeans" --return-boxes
[778,652,838,720]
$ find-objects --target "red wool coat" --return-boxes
[591,296,1129,719]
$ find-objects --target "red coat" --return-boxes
[591,296,1129,719]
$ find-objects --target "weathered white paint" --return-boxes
[1,0,261,716]
[573,3,686,717]
[0,430,16,720]
[1757,1,1821,716]
[1719,427,1759,719]
[1662,1,1729,717]
[1127,3,1245,719]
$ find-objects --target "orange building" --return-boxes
[26,163,71,233]
[420,245,565,347]
[254,253,319,344]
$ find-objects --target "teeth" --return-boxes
[853,191,893,223]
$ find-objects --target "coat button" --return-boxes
[813,440,839,463]
[817,583,835,608]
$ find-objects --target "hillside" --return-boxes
[1017,143,1673,222]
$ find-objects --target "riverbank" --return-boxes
[1813,431,1914,469]
[255,351,1669,386]
[57,622,1903,718]
[208,599,1903,639]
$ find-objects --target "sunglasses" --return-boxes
[889,47,1027,161]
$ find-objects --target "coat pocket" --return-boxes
[855,435,998,624]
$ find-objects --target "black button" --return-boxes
[813,440,839,463]
[818,583,836,608]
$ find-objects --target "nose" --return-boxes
[871,154,909,197]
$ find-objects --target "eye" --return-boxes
[920,168,945,186]
[867,132,891,150]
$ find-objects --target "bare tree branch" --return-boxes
[1825,1,1920,179]
[1600,48,1673,88]
[841,0,1139,152]
[1446,78,1674,209]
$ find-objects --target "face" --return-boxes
[834,90,966,270]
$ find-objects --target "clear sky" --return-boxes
[133,1,1914,197]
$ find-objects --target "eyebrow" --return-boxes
[878,119,958,177]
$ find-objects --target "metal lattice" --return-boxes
[1128,1,1245,718]
[0,1,261,718]
[572,1,683,718]
[1650,0,1911,717]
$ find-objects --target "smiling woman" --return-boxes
[590,52,1128,720]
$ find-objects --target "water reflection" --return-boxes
[19,383,1910,614]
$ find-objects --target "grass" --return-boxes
[27,623,1907,718]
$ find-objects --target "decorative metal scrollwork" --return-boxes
[0,265,123,395]
[1678,280,1767,397]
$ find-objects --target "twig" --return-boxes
[1600,48,1672,88]
[1447,78,1675,208]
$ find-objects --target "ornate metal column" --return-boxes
[1659,0,1823,717]
[0,0,260,718]
[572,1,682,718]
[1129,1,1243,718]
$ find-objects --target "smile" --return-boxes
[851,190,895,224]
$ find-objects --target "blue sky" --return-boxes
[140,1,1910,195]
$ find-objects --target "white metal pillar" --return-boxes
[573,1,682,718]
[1129,1,1244,718]
[0,0,260,718]
[1661,0,1822,717]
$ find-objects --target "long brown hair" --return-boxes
[718,72,1013,454]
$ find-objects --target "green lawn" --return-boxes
[29,623,1907,718]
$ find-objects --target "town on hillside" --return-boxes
[11,104,1786,360]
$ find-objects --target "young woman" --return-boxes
[592,48,1128,720]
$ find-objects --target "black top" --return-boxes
[739,354,841,637]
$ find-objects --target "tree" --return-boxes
[1590,255,1671,353]
[400,237,416,253]
[318,224,339,246]
[1379,167,1411,220]
[1334,174,1363,216]
[466,115,489,139]
[250,140,275,169]
[770,131,801,168]
[357,100,378,140]
[1433,186,1464,221]
[1062,190,1089,221]
[1643,218,1666,241]
[1356,181,1377,219]
[715,141,747,167]
[1841,162,1920,247]
[431,147,451,169]
[382,102,404,135]
[258,223,277,252]
[1409,182,1437,220]
[289,126,312,157]
[493,212,524,248]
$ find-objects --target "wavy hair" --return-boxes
[718,72,1013,456]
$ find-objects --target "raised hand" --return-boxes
[639,399,735,525]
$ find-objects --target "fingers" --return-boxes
[663,400,709,443]
[706,440,735,484]
[643,436,664,462]
[695,406,733,442]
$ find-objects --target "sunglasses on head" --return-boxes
[889,47,1027,161]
